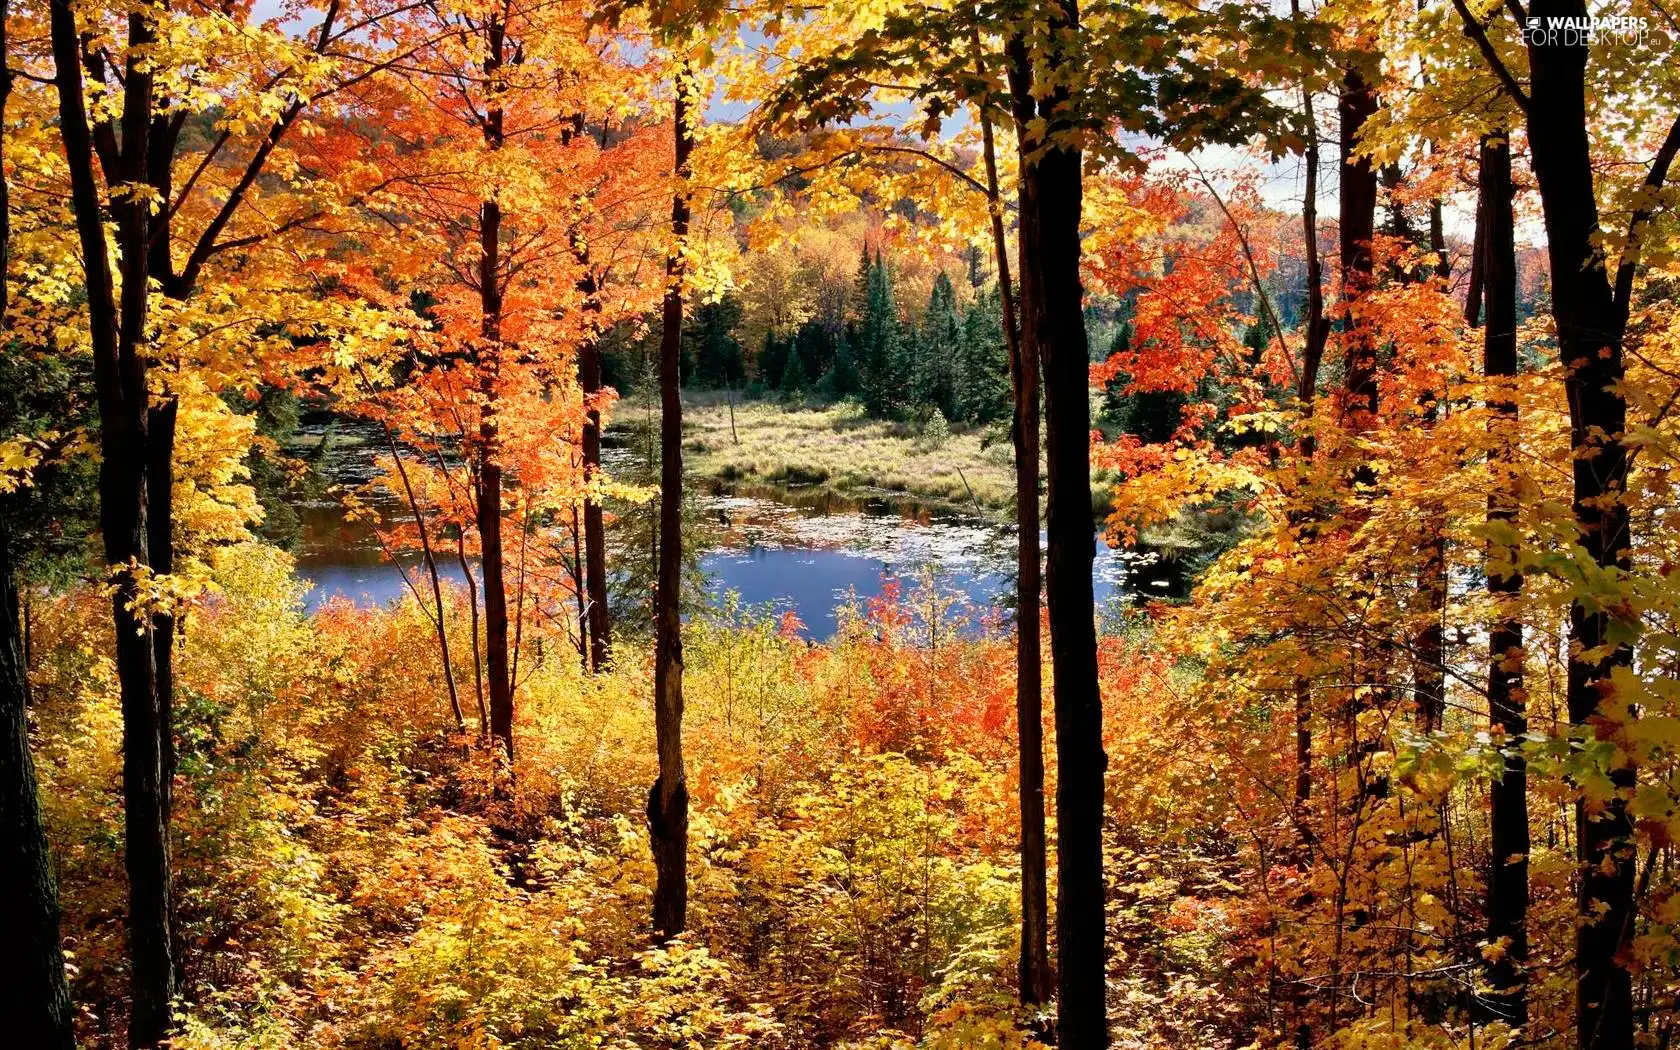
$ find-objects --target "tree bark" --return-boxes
[650,65,694,941]
[1414,177,1449,735]
[1291,61,1326,856]
[479,21,514,763]
[578,277,612,672]
[1523,6,1635,1044]
[979,27,1049,1006]
[1,14,77,1034]
[1337,67,1379,428]
[1477,128,1530,1036]
[148,399,177,818]
[0,517,76,1050]
[1008,2,1106,1040]
[49,4,176,1043]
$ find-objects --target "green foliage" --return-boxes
[688,297,748,389]
[0,344,99,588]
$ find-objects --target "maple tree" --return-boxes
[5,0,1680,1046]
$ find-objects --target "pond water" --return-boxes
[286,421,1137,638]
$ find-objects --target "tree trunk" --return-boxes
[1337,67,1379,428]
[456,534,488,735]
[650,66,694,941]
[148,398,178,819]
[1477,129,1530,1036]
[478,26,514,763]
[0,517,76,1050]
[578,283,612,672]
[0,17,77,1034]
[1291,62,1326,861]
[49,4,177,1043]
[1523,7,1635,1044]
[1009,2,1107,1040]
[980,28,1049,1005]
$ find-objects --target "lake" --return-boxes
[287,422,1137,638]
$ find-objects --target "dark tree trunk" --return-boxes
[0,16,77,1035]
[1009,2,1106,1041]
[562,104,612,674]
[578,279,612,672]
[985,29,1049,1004]
[1414,176,1449,735]
[1523,6,1635,1044]
[1334,62,1385,812]
[1290,63,1326,877]
[148,399,177,819]
[650,71,693,941]
[50,4,176,1043]
[479,29,514,762]
[0,518,76,1050]
[478,309,513,760]
[1337,67,1379,428]
[1477,129,1530,1036]
[1291,62,1326,844]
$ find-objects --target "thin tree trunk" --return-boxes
[1478,128,1530,1036]
[378,422,466,734]
[1008,4,1106,1040]
[455,533,488,736]
[1414,179,1448,735]
[1289,71,1328,973]
[650,63,694,941]
[1292,59,1326,847]
[509,500,529,692]
[974,24,1049,1006]
[578,287,613,672]
[571,504,588,669]
[0,16,76,1033]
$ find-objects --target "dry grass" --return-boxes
[676,398,1017,512]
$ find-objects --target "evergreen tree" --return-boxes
[827,331,861,398]
[912,272,961,419]
[1241,308,1275,365]
[687,297,745,388]
[1099,321,1136,426]
[855,250,903,416]
[757,331,789,390]
[780,338,807,393]
[794,318,835,381]
[954,287,1011,423]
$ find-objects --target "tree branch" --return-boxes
[1450,0,1530,114]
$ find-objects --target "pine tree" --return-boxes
[856,250,903,416]
[795,318,835,382]
[1241,309,1274,365]
[780,339,807,392]
[955,287,1010,423]
[758,331,789,390]
[689,297,744,388]
[828,331,861,398]
[913,272,961,419]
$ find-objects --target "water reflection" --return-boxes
[286,421,1135,636]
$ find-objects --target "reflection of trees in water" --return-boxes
[278,403,1150,626]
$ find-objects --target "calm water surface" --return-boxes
[287,422,1133,637]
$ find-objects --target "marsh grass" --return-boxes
[664,396,1017,513]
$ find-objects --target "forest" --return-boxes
[1,0,1678,1048]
